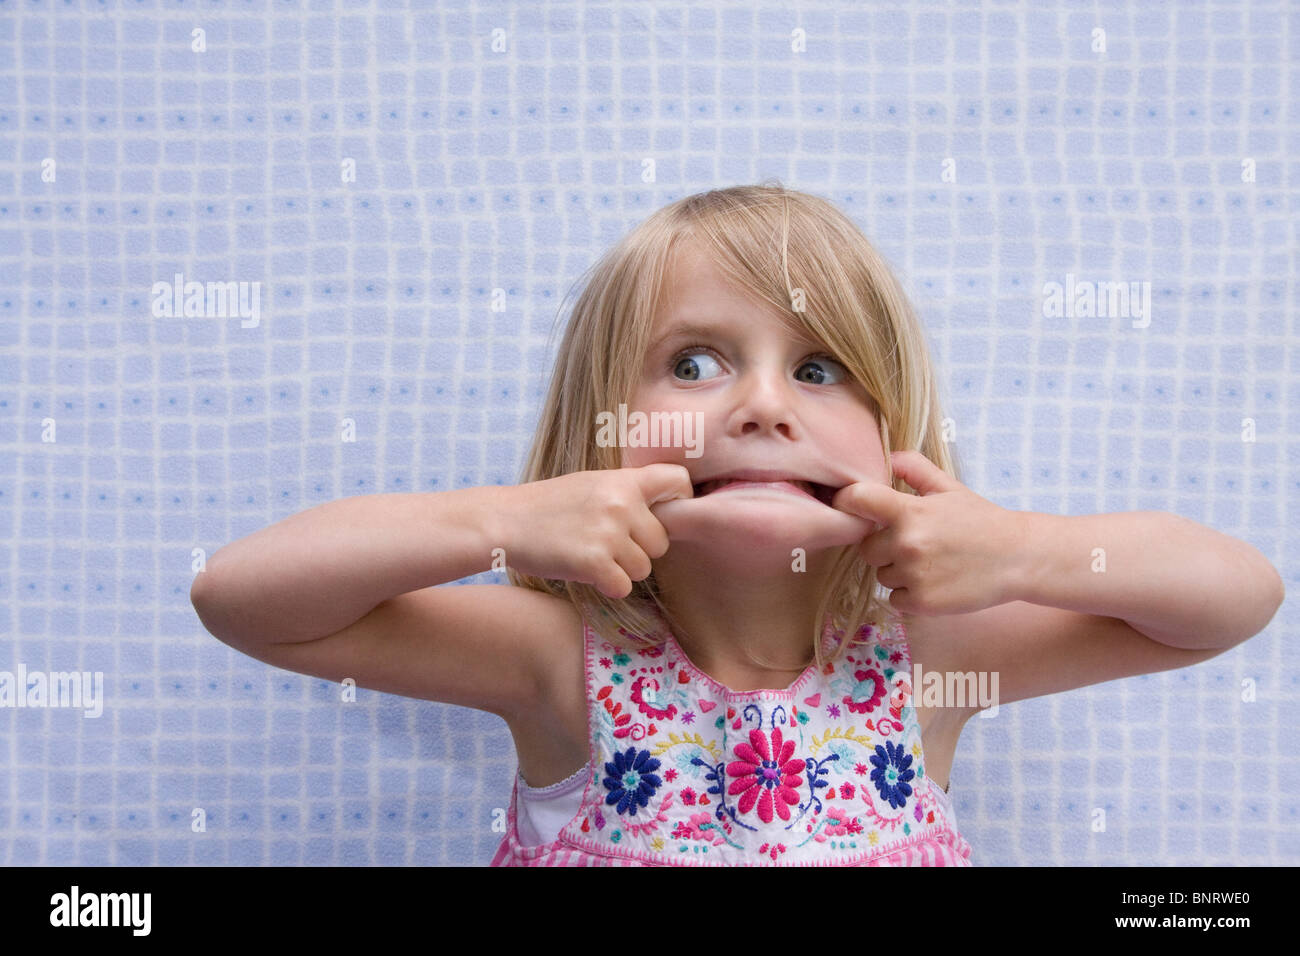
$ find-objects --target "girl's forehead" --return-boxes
[650,249,835,349]
[648,311,828,350]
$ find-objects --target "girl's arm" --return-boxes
[1012,510,1284,650]
[834,450,1283,712]
[1008,509,1284,650]
[188,486,583,719]
[188,467,685,718]
[190,488,506,646]
[904,510,1283,714]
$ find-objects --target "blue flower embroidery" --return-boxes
[603,747,663,816]
[869,740,914,810]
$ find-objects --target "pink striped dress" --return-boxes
[491,605,972,866]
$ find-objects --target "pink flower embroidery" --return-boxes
[727,727,804,823]
[815,806,865,841]
[843,666,885,715]
[671,811,726,845]
[630,675,678,721]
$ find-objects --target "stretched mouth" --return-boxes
[693,478,839,506]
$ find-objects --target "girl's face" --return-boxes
[623,244,887,561]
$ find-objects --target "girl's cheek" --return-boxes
[620,446,668,470]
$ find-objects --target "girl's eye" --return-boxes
[670,348,723,382]
[795,357,846,386]
[669,345,847,385]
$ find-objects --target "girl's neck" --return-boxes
[651,554,829,680]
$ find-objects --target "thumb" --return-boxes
[633,462,695,505]
[888,449,961,496]
[829,479,905,531]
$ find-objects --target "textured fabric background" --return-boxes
[0,0,1293,866]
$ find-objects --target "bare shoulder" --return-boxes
[499,590,590,788]
[450,583,584,722]
[894,609,982,727]
[895,609,966,674]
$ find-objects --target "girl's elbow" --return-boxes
[1243,566,1284,643]
[190,570,249,647]
[1267,568,1285,620]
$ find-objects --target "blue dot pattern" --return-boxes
[0,2,1291,867]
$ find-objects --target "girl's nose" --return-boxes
[731,372,800,436]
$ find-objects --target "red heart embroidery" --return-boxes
[581,818,590,832]
[698,700,716,713]
[726,707,735,719]
[677,670,690,684]
[926,812,935,824]
[803,693,821,707]
[647,724,657,735]
[699,794,709,805]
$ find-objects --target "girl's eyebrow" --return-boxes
[655,319,739,344]
[655,317,823,351]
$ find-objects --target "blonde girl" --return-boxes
[193,183,1282,866]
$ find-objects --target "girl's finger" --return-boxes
[886,586,915,614]
[630,512,671,560]
[875,563,904,590]
[596,564,633,600]
[612,539,654,586]
[856,526,893,567]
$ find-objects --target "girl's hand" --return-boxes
[830,450,1027,616]
[499,465,694,599]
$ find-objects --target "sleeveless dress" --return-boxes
[490,604,973,866]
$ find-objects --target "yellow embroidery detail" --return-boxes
[809,726,874,755]
[650,732,722,762]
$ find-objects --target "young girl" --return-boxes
[191,184,1283,866]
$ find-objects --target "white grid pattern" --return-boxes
[0,0,1293,866]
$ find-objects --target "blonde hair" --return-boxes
[505,181,964,672]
